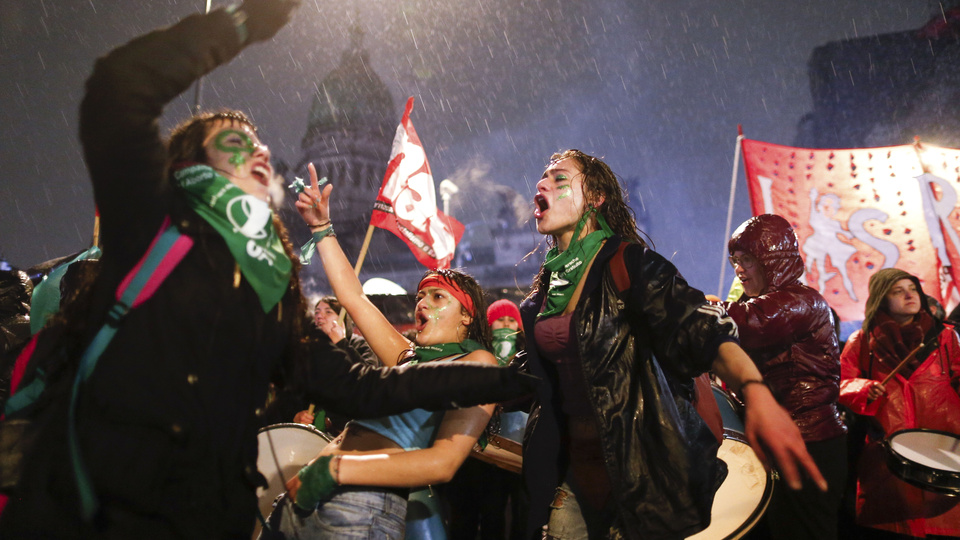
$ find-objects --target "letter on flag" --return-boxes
[741,138,960,323]
[370,97,464,270]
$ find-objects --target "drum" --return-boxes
[687,430,774,540]
[884,428,960,496]
[712,384,745,435]
[472,410,526,474]
[254,423,333,536]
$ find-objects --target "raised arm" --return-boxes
[80,1,299,259]
[296,163,411,365]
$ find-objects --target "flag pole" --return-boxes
[353,224,376,276]
[337,223,376,326]
[192,0,213,114]
[92,211,100,249]
[718,125,745,297]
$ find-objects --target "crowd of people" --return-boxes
[0,1,957,539]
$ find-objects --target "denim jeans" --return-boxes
[264,486,407,539]
[545,481,616,540]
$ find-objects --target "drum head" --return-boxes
[889,430,960,473]
[687,433,773,540]
[254,424,332,534]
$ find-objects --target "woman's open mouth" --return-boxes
[415,311,429,332]
[533,194,549,219]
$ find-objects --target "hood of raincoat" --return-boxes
[728,214,804,294]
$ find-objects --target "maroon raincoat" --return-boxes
[723,215,847,442]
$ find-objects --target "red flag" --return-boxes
[741,138,960,322]
[370,97,464,270]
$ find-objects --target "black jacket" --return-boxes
[521,237,737,539]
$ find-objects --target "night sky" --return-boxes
[0,0,934,294]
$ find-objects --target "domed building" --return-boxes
[284,25,540,297]
[292,25,397,253]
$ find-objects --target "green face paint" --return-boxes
[429,301,452,321]
[214,129,256,168]
[557,184,573,200]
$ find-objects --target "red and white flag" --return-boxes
[370,97,464,270]
[741,138,960,322]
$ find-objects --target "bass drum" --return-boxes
[884,428,960,496]
[471,410,527,474]
[254,423,333,538]
[688,429,774,540]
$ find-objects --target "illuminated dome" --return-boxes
[303,25,395,146]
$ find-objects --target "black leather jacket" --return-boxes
[520,237,738,540]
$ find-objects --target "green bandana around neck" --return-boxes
[491,328,518,366]
[539,209,614,318]
[173,164,292,312]
[409,339,484,365]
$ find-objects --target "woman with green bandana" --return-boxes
[0,3,532,538]
[519,149,826,539]
[260,164,501,539]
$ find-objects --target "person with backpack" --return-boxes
[720,214,848,540]
[839,268,960,537]
[519,149,825,539]
[0,3,531,537]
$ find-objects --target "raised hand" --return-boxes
[295,163,333,228]
[241,0,301,43]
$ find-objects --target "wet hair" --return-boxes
[547,149,644,246]
[166,109,258,175]
[420,268,492,350]
[530,149,647,295]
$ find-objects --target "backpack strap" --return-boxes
[610,241,631,295]
[68,216,193,521]
[3,336,42,418]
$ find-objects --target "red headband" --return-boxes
[418,274,475,317]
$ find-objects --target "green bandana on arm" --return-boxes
[295,455,336,510]
[173,164,291,312]
[539,209,614,318]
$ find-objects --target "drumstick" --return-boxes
[307,403,315,416]
[880,342,926,386]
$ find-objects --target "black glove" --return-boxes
[240,0,301,44]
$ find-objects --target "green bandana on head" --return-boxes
[173,164,292,312]
[539,209,614,318]
[409,339,484,365]
[491,328,518,365]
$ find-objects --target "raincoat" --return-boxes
[722,214,846,539]
[723,214,847,442]
[840,324,960,536]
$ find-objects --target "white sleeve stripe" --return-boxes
[697,303,738,339]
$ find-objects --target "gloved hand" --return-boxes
[293,455,337,510]
[240,0,301,44]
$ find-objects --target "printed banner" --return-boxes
[370,97,463,270]
[741,138,960,323]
